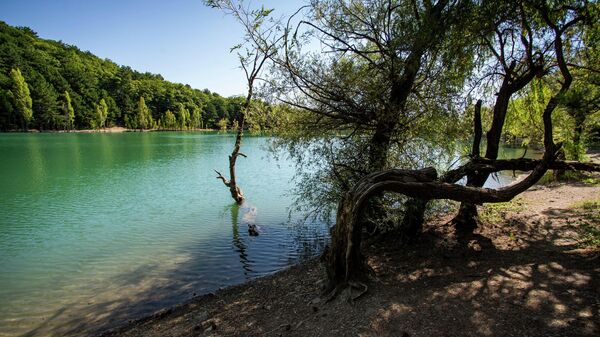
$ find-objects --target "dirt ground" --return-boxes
[100,179,600,337]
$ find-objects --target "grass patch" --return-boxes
[479,197,526,224]
[571,199,600,248]
[580,175,600,185]
[537,171,600,186]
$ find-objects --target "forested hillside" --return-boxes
[0,21,245,131]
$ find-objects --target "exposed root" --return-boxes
[323,281,368,303]
[348,281,368,302]
[324,284,345,303]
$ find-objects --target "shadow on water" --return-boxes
[19,202,327,337]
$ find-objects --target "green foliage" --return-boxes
[571,199,600,248]
[0,21,256,131]
[9,67,32,129]
[504,79,548,147]
[161,109,177,129]
[245,102,295,133]
[177,103,190,130]
[94,98,108,129]
[479,198,526,224]
[505,76,600,160]
[217,117,228,131]
[62,91,74,130]
[135,96,152,130]
[190,107,202,129]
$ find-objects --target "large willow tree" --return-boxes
[215,0,600,293]
[266,0,479,234]
[321,0,600,292]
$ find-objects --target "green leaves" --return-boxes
[136,96,152,130]
[9,67,32,128]
[62,91,75,130]
[95,98,108,129]
[0,21,259,131]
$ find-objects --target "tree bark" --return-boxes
[399,198,428,238]
[471,100,483,158]
[216,93,249,205]
[324,168,438,288]
[572,115,586,161]
[362,120,394,233]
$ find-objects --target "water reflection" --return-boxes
[229,203,251,275]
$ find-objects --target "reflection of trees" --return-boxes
[229,203,252,275]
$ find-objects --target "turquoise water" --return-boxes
[0,132,328,336]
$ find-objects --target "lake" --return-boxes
[0,132,531,336]
[0,132,329,337]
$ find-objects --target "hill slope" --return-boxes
[0,21,240,130]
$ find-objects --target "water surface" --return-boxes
[0,132,328,336]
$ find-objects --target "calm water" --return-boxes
[0,132,532,336]
[0,132,328,337]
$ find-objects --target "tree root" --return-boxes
[324,284,344,303]
[348,281,368,301]
[324,281,368,303]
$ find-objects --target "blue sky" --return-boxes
[0,0,304,97]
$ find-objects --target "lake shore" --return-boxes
[99,176,600,337]
[2,127,217,133]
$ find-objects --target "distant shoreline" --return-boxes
[1,127,218,133]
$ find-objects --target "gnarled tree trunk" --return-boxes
[324,147,563,289]
[324,168,438,288]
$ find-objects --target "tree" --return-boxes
[251,0,475,236]
[190,106,202,129]
[561,84,600,160]
[161,109,177,130]
[203,101,218,128]
[217,117,228,131]
[136,96,151,130]
[321,0,600,293]
[177,103,189,130]
[451,0,597,234]
[9,67,32,130]
[33,77,60,130]
[208,0,281,204]
[558,20,600,161]
[62,91,75,131]
[95,98,108,129]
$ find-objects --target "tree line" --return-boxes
[0,21,287,131]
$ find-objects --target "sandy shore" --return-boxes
[97,177,600,337]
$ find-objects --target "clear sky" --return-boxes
[0,0,304,97]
